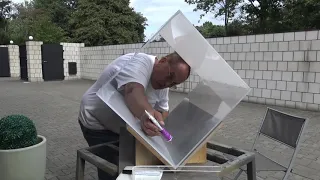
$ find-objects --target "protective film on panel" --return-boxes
[96,10,251,169]
[132,165,223,180]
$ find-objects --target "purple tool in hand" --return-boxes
[144,110,173,142]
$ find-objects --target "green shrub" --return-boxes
[0,115,38,150]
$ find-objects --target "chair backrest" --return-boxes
[258,107,307,149]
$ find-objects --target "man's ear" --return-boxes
[158,57,168,64]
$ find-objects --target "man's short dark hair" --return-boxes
[167,51,191,78]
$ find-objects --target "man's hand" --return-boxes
[140,110,165,137]
[123,82,165,137]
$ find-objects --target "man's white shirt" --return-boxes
[78,53,169,134]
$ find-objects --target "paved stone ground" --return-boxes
[0,78,319,180]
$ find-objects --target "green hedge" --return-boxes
[0,115,38,150]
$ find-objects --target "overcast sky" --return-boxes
[12,0,224,39]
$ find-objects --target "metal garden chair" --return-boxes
[233,107,308,180]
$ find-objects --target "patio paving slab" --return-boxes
[0,78,319,180]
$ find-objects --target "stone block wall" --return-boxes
[80,42,177,80]
[61,42,84,80]
[79,42,206,92]
[8,45,20,78]
[80,43,142,80]
[222,31,320,111]
[0,45,20,78]
[23,41,83,82]
[26,41,43,82]
[79,30,320,111]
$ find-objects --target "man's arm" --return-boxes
[123,82,153,119]
[124,82,164,136]
[123,82,168,120]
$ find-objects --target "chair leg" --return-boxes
[257,176,264,180]
[247,160,257,180]
[233,169,243,180]
[76,153,85,180]
[242,170,263,180]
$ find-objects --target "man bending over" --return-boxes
[78,52,190,180]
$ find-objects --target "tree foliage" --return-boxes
[7,1,67,45]
[190,0,320,37]
[0,0,319,45]
[33,0,78,39]
[282,0,320,31]
[240,0,286,34]
[0,0,12,44]
[195,21,225,38]
[3,0,147,46]
[185,0,241,35]
[69,0,147,46]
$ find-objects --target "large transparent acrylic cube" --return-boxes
[97,10,251,169]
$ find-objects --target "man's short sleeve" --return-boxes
[115,53,154,90]
[155,88,170,112]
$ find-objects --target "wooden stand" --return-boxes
[135,139,207,165]
[118,123,223,172]
[76,139,257,180]
[126,126,207,166]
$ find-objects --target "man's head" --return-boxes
[151,52,191,90]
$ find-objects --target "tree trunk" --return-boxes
[225,0,228,36]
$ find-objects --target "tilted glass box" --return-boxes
[97,10,251,169]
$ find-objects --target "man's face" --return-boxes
[151,57,190,90]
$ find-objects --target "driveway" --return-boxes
[0,78,319,180]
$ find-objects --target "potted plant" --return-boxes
[0,115,47,180]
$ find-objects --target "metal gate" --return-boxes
[0,47,10,77]
[19,45,28,81]
[41,44,64,81]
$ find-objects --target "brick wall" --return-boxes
[26,41,43,82]
[61,42,84,80]
[0,45,20,78]
[211,31,320,111]
[8,45,20,78]
[79,30,320,111]
[80,46,124,80]
[24,41,83,82]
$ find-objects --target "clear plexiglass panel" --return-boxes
[97,10,251,169]
[131,165,224,180]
